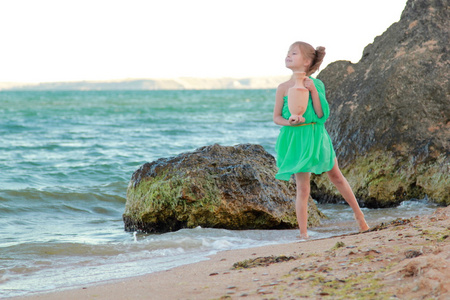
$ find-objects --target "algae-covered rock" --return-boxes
[312,151,448,208]
[123,144,326,233]
[315,0,449,207]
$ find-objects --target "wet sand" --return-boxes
[15,206,449,300]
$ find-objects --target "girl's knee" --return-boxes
[297,183,311,195]
[295,173,311,194]
[297,185,310,195]
[328,170,345,185]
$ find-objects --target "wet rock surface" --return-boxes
[123,144,325,233]
[315,0,449,207]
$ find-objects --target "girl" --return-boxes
[273,41,369,239]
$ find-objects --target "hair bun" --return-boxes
[315,46,326,55]
[309,46,326,75]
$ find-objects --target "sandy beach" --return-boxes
[15,206,449,300]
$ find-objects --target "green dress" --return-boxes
[275,77,336,181]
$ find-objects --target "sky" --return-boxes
[0,0,408,83]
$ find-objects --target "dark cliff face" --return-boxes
[314,0,449,207]
[318,0,449,166]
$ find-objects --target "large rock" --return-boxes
[314,0,449,207]
[123,144,325,233]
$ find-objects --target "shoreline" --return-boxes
[13,206,449,300]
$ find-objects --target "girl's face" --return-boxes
[285,45,310,71]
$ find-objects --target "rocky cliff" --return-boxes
[123,144,325,233]
[315,0,449,207]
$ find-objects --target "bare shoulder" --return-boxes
[277,80,292,97]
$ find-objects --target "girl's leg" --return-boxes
[294,172,311,239]
[326,158,370,232]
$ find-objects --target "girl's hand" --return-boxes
[303,78,317,93]
[288,115,305,125]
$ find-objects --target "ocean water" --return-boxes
[0,90,438,298]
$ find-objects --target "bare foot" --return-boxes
[298,234,310,240]
[354,213,370,232]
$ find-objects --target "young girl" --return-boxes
[273,41,369,239]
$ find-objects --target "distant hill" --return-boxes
[0,76,290,91]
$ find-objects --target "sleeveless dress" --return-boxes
[275,77,336,181]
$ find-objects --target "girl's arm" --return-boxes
[304,78,324,119]
[273,84,292,126]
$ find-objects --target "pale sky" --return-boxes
[0,0,407,83]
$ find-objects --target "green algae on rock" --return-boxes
[123,144,326,233]
[312,151,449,208]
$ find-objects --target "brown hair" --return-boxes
[291,41,326,76]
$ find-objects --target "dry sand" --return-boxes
[15,206,449,300]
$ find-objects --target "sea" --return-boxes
[0,89,438,298]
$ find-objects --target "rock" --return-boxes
[123,144,326,233]
[315,0,449,207]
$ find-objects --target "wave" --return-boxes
[0,186,126,217]
[0,226,298,298]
